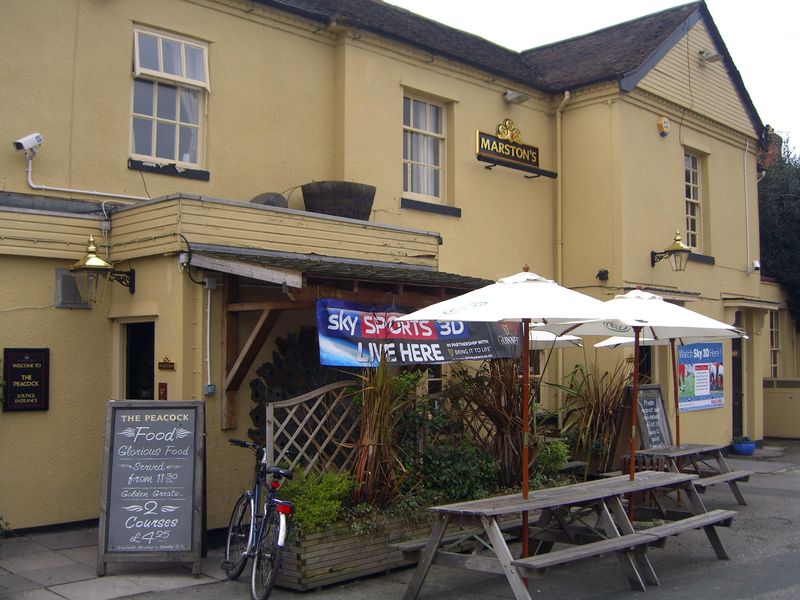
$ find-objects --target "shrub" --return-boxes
[421,441,497,500]
[533,438,569,481]
[279,470,352,533]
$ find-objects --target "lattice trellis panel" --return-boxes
[265,380,362,475]
[265,381,532,482]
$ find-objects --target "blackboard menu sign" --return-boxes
[97,400,204,576]
[3,348,49,411]
[630,384,673,449]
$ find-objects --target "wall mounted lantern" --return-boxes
[650,230,691,272]
[70,234,135,304]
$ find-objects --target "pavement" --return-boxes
[2,440,799,600]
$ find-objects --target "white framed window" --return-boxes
[684,151,701,250]
[403,95,444,203]
[769,310,780,378]
[131,27,208,168]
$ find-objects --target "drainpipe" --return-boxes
[743,140,751,271]
[555,91,571,285]
[555,91,570,426]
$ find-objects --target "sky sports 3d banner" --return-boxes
[678,342,724,412]
[316,299,522,367]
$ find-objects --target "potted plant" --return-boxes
[732,436,756,456]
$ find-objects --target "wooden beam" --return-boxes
[221,276,239,430]
[224,308,282,392]
[190,253,303,288]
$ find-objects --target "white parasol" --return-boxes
[398,269,611,556]
[546,290,743,477]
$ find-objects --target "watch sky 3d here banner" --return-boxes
[678,342,724,412]
[316,299,522,367]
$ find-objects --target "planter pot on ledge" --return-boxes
[300,180,376,221]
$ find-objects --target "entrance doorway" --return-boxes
[125,322,154,400]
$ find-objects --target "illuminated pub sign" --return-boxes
[3,348,50,411]
[475,119,557,178]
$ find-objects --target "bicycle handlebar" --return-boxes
[229,438,293,480]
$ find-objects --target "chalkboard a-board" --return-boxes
[626,384,673,450]
[97,401,204,576]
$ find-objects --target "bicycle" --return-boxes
[221,438,294,600]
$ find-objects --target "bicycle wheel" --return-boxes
[250,511,284,600]
[222,492,254,580]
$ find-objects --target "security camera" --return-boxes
[752,260,761,272]
[13,133,44,157]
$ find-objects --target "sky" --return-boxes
[386,0,799,151]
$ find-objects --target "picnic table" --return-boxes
[639,443,751,505]
[402,471,735,600]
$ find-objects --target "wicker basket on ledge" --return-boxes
[300,180,376,221]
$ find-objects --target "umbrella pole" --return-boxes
[670,339,681,446]
[629,327,642,481]
[521,318,530,559]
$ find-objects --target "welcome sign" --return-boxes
[316,299,522,367]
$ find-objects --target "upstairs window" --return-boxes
[684,151,702,250]
[131,27,208,167]
[403,95,444,203]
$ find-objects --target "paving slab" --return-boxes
[48,574,149,600]
[117,568,216,592]
[5,589,67,600]
[33,527,98,551]
[17,561,97,586]
[0,549,79,574]
[0,571,41,594]
[0,538,49,559]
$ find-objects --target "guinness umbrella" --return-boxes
[544,290,742,478]
[397,269,612,557]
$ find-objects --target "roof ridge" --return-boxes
[520,1,702,55]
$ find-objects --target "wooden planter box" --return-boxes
[276,517,433,591]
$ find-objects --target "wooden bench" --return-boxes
[512,509,735,575]
[394,520,520,559]
[693,470,751,488]
[511,533,653,572]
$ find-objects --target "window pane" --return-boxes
[133,79,154,115]
[185,45,205,82]
[162,39,182,76]
[138,33,159,70]
[132,117,153,155]
[179,126,198,163]
[432,169,440,197]
[426,136,439,166]
[180,88,199,124]
[156,122,176,159]
[403,97,411,127]
[410,132,423,162]
[403,163,409,192]
[413,100,426,130]
[157,84,177,120]
[403,131,410,159]
[429,104,442,134]
[411,164,423,193]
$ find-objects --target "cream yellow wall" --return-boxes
[322,33,557,280]
[0,0,337,206]
[0,256,113,529]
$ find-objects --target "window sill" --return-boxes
[401,197,461,217]
[688,252,715,265]
[128,159,210,181]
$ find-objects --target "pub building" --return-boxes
[0,0,792,534]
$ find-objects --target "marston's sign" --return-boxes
[475,119,557,178]
[3,348,49,411]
